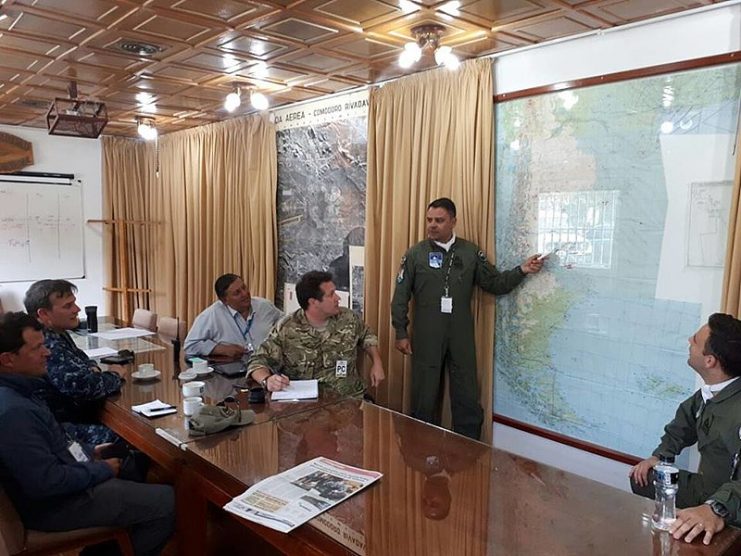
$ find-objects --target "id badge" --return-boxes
[428,252,443,269]
[68,441,90,463]
[335,360,348,377]
[440,296,453,314]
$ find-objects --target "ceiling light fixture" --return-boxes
[251,90,269,111]
[398,24,460,71]
[136,117,157,140]
[224,85,241,112]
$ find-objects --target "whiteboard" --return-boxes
[0,181,84,281]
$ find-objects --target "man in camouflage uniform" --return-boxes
[25,280,124,444]
[248,270,384,397]
[392,198,543,440]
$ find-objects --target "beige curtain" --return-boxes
[722,141,741,316]
[102,115,277,328]
[365,58,494,440]
[102,137,157,318]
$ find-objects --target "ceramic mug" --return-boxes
[137,363,155,377]
[182,381,205,397]
[183,396,204,417]
[191,359,208,373]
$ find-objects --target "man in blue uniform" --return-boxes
[25,279,124,444]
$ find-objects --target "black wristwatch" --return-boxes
[259,376,269,390]
[705,499,730,520]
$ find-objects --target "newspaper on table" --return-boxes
[223,456,382,533]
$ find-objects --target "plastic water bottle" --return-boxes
[652,457,679,531]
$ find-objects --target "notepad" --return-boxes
[132,399,177,417]
[271,379,318,401]
[92,327,155,341]
[83,346,119,359]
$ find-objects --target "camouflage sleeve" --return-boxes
[45,335,122,401]
[355,312,378,350]
[246,325,285,378]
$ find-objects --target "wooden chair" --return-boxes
[131,308,157,331]
[156,316,186,342]
[0,486,135,556]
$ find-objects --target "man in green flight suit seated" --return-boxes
[247,270,385,397]
[630,313,741,546]
[391,197,544,440]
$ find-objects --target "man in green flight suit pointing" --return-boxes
[391,197,544,440]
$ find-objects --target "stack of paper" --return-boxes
[132,399,177,417]
[92,327,155,340]
[82,346,119,359]
[271,379,318,401]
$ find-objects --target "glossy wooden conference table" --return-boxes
[184,398,741,556]
[92,323,741,555]
[102,358,741,555]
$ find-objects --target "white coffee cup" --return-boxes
[191,359,208,373]
[182,381,205,397]
[178,370,197,381]
[183,396,204,417]
[138,363,155,376]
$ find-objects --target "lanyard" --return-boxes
[443,249,456,297]
[232,311,255,341]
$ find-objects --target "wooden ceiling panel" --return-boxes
[260,17,341,43]
[20,0,130,24]
[515,15,595,41]
[131,13,217,43]
[330,37,399,58]
[0,34,64,57]
[455,34,526,56]
[460,0,551,23]
[152,64,212,82]
[46,61,119,84]
[582,0,706,23]
[149,0,264,22]
[66,50,147,71]
[1,11,96,43]
[310,0,400,26]
[216,35,293,58]
[287,51,353,72]
[234,64,309,83]
[0,51,46,72]
[0,0,729,137]
[177,50,253,73]
[127,77,191,95]
[308,77,357,92]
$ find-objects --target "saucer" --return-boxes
[194,366,214,376]
[178,371,197,381]
[132,369,161,381]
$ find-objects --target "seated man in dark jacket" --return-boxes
[24,279,125,444]
[0,312,174,556]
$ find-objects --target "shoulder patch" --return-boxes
[396,255,406,283]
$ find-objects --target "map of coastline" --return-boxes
[494,63,741,458]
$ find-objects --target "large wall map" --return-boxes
[493,63,741,458]
[275,92,368,312]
